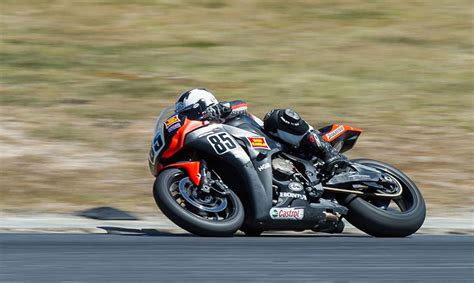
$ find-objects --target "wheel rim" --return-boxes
[363,166,417,214]
[178,178,228,213]
[168,172,238,221]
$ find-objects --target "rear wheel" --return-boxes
[153,168,244,236]
[337,159,426,237]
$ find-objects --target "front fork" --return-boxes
[199,160,229,196]
[158,160,229,196]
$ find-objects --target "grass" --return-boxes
[0,0,472,214]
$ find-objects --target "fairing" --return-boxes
[161,119,206,159]
[148,107,175,173]
[319,124,362,153]
[148,107,207,176]
[185,124,275,221]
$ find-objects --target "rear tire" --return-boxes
[337,159,426,237]
[154,168,244,237]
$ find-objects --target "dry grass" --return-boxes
[0,0,472,215]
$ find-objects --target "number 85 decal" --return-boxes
[207,132,237,155]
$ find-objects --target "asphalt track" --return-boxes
[1,233,473,282]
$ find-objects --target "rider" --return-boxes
[175,88,348,175]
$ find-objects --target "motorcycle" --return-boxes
[148,104,426,237]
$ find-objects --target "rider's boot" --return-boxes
[301,131,349,175]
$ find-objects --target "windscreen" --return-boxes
[153,106,176,135]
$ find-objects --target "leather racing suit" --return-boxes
[201,101,348,174]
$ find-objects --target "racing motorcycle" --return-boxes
[148,105,426,237]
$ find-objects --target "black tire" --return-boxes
[337,159,426,237]
[153,168,244,237]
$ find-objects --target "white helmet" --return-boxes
[175,88,218,112]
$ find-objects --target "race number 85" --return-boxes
[207,132,237,155]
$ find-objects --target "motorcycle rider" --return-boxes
[175,88,348,175]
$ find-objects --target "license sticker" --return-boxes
[247,137,270,150]
[164,115,181,129]
[269,207,304,220]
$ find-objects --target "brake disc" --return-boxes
[178,177,227,213]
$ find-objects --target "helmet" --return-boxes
[175,88,218,113]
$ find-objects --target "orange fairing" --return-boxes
[322,124,363,142]
[158,161,202,186]
[162,119,206,159]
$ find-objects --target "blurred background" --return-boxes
[1,0,472,218]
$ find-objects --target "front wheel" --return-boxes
[337,159,426,237]
[153,168,244,236]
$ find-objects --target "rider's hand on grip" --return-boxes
[201,104,221,121]
[201,103,233,121]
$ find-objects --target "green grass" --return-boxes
[0,0,472,213]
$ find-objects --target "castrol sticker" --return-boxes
[269,208,304,220]
[246,137,270,150]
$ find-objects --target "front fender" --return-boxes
[157,161,202,186]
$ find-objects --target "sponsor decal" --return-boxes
[167,123,181,132]
[269,207,304,220]
[288,182,304,192]
[257,163,271,172]
[247,137,270,150]
[164,115,181,129]
[280,192,307,200]
[324,125,345,141]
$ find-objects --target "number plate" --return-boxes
[207,132,237,155]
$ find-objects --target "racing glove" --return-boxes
[201,103,232,121]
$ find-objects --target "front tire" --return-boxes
[338,159,426,237]
[154,168,244,236]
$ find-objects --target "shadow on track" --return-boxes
[97,226,369,238]
[96,226,191,237]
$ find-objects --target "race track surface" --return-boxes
[1,233,473,282]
